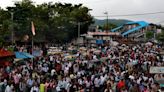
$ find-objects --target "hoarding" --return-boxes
[149,67,164,74]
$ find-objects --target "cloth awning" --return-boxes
[0,48,14,58]
[15,52,34,59]
[145,42,153,46]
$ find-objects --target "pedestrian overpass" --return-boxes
[111,21,149,38]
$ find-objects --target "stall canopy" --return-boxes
[15,52,34,59]
[0,48,14,58]
[145,42,153,46]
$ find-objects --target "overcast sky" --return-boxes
[0,0,164,24]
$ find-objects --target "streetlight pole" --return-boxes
[104,12,109,31]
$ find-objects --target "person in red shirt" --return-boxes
[117,79,125,91]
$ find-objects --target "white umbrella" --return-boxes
[145,42,153,46]
[94,50,101,54]
[14,58,23,62]
[121,44,126,47]
[111,41,119,46]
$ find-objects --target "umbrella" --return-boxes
[111,41,119,46]
[15,52,34,59]
[145,42,153,46]
[14,58,23,62]
[94,50,101,54]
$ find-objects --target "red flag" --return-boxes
[31,21,35,36]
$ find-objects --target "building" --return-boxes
[81,29,120,45]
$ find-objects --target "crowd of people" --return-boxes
[0,42,163,92]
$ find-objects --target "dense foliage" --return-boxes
[0,0,93,44]
[156,30,164,44]
[146,31,154,40]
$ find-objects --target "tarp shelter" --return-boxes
[96,40,104,45]
[0,60,11,67]
[15,52,34,59]
[0,48,14,58]
[32,50,42,57]
[0,48,14,67]
[111,41,119,46]
[145,42,153,46]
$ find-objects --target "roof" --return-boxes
[126,21,149,25]
[0,48,14,58]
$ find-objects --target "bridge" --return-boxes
[111,21,149,38]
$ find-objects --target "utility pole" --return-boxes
[11,12,14,46]
[104,12,109,31]
[78,22,80,48]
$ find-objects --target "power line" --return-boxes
[158,20,164,23]
[83,0,106,4]
[94,11,164,18]
[55,0,103,5]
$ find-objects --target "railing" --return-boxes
[128,31,144,38]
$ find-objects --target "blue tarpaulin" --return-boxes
[15,52,34,59]
[32,50,41,57]
[96,40,103,44]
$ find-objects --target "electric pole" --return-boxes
[11,12,14,46]
[104,12,109,31]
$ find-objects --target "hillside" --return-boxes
[94,19,132,26]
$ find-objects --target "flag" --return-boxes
[31,21,35,36]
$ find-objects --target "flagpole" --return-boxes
[32,35,34,69]
[31,21,35,69]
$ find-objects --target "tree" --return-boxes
[103,23,117,31]
[156,30,164,44]
[146,31,154,40]
[0,0,94,44]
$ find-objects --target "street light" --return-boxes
[8,8,25,46]
[104,12,109,31]
[69,21,89,47]
[10,12,14,46]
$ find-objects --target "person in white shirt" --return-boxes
[64,65,69,76]
[30,83,39,92]
[5,83,14,92]
[51,69,56,77]
[73,64,79,73]
[94,76,101,92]
[49,55,54,62]
[85,78,91,92]
[42,66,49,73]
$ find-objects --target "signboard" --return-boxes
[88,32,120,36]
[150,67,164,74]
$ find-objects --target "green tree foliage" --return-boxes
[0,0,93,44]
[103,23,117,31]
[156,30,164,43]
[146,31,154,40]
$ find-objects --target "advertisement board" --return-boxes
[149,67,164,74]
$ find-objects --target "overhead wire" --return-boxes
[94,11,164,18]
